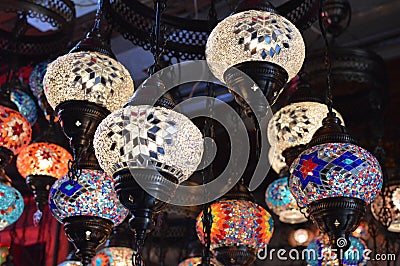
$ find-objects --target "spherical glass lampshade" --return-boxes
[268,102,344,158]
[29,61,50,98]
[92,247,133,266]
[10,89,38,125]
[196,199,274,250]
[206,10,305,83]
[0,183,24,231]
[265,177,307,224]
[43,51,134,112]
[48,169,128,226]
[289,143,382,208]
[94,105,204,183]
[306,235,368,266]
[178,257,221,266]
[16,142,72,179]
[0,106,32,155]
[371,184,400,232]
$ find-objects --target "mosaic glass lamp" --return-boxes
[10,89,38,125]
[17,141,72,219]
[92,218,134,266]
[49,169,129,265]
[0,244,9,265]
[196,185,274,266]
[0,172,24,231]
[265,177,307,224]
[178,257,221,266]
[371,179,400,233]
[29,61,55,121]
[267,101,344,170]
[206,1,305,105]
[0,105,32,169]
[92,247,133,266]
[306,235,368,266]
[58,251,83,266]
[94,104,203,248]
[289,113,382,252]
[43,0,135,168]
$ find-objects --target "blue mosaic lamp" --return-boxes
[265,177,307,224]
[0,171,24,231]
[289,113,382,252]
[306,235,368,266]
[10,89,38,125]
[29,61,55,121]
[49,169,128,265]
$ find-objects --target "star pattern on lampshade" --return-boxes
[292,150,327,188]
[234,12,293,59]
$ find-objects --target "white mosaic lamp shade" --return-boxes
[371,185,400,233]
[43,51,134,112]
[94,105,204,183]
[268,102,344,158]
[269,148,287,174]
[206,10,305,83]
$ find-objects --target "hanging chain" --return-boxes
[149,0,168,75]
[318,0,334,115]
[132,237,145,266]
[201,82,216,266]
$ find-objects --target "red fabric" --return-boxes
[0,196,69,266]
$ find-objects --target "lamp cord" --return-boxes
[318,0,334,115]
[149,0,167,75]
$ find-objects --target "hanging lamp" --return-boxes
[265,177,307,224]
[205,0,305,106]
[371,176,400,233]
[16,122,72,223]
[92,218,134,266]
[196,184,274,266]
[288,0,383,252]
[49,169,129,265]
[29,60,54,121]
[94,104,203,262]
[10,87,38,126]
[43,0,134,168]
[0,170,24,231]
[267,81,344,172]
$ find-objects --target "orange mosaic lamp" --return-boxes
[17,142,72,221]
[0,105,32,171]
[196,185,274,266]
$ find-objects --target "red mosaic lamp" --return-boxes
[196,184,274,266]
[17,123,72,222]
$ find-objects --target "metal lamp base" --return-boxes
[56,100,110,157]
[63,216,113,266]
[308,197,366,252]
[224,61,288,113]
[26,175,57,211]
[213,246,257,266]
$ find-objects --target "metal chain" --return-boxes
[149,0,168,75]
[132,238,145,266]
[318,0,334,114]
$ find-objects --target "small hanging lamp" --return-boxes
[206,0,305,106]
[10,87,38,126]
[0,170,24,231]
[92,219,134,266]
[265,176,307,224]
[43,0,134,168]
[49,169,129,265]
[196,184,274,266]
[16,123,72,223]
